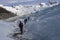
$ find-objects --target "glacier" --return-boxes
[0,3,60,40]
[23,4,60,40]
[0,20,14,40]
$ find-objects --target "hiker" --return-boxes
[24,17,29,24]
[19,21,23,35]
[24,18,27,24]
[12,21,23,37]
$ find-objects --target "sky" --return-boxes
[0,0,60,6]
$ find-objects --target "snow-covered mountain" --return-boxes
[0,2,59,17]
[0,3,48,16]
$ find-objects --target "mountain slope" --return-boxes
[0,3,60,40]
[0,7,17,19]
[0,7,12,13]
[21,4,60,40]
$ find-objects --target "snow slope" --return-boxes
[0,2,60,40]
[23,4,60,40]
[0,20,14,40]
[0,20,19,40]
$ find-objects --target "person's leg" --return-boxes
[20,26,23,34]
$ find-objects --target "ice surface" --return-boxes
[24,4,60,40]
[0,3,60,40]
[0,20,14,40]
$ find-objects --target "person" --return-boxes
[12,21,23,37]
[24,17,29,24]
[19,21,23,35]
[24,18,27,24]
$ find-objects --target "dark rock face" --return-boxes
[0,7,11,13]
[0,7,17,19]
